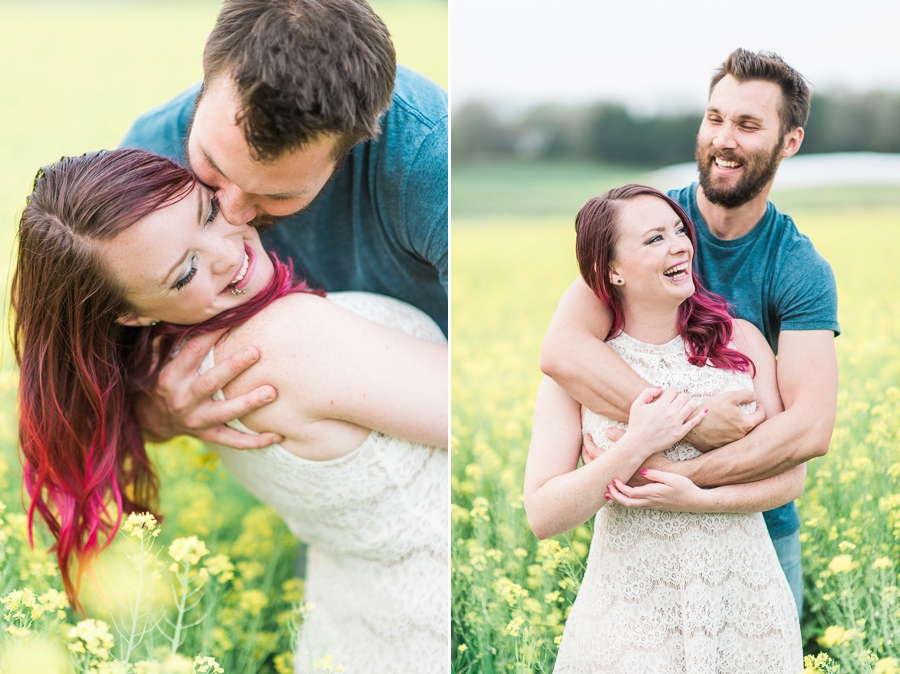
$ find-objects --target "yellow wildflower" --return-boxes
[875,658,900,674]
[168,536,210,566]
[192,656,225,674]
[873,557,893,570]
[506,615,525,637]
[67,618,115,661]
[203,554,235,583]
[828,554,857,574]
[122,512,159,538]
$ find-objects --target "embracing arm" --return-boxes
[543,278,763,447]
[217,294,448,449]
[539,278,644,421]
[644,325,837,487]
[613,319,809,510]
[524,379,702,539]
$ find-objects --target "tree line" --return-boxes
[452,90,900,166]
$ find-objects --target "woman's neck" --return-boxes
[619,301,680,345]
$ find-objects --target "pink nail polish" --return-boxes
[604,494,610,500]
[703,408,709,414]
[641,469,647,476]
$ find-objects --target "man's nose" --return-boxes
[217,184,257,225]
[712,124,737,150]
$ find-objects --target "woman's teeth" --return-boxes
[664,262,689,278]
[230,252,250,286]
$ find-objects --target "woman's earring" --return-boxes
[615,279,624,285]
[150,320,159,326]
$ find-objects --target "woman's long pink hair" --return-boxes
[575,184,753,374]
[11,149,321,610]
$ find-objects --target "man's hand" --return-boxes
[135,330,283,449]
[580,432,606,466]
[684,389,764,452]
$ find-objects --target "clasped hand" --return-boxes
[623,386,705,461]
[133,329,282,449]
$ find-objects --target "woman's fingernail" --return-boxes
[641,469,647,476]
[604,494,610,500]
[703,408,709,414]
[655,385,662,389]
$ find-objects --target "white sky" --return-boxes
[450,0,900,114]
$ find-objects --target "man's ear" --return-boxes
[115,312,156,327]
[781,127,804,159]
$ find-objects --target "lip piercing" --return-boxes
[230,288,247,296]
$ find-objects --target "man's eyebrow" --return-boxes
[706,105,765,124]
[197,144,229,182]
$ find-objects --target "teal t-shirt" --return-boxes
[670,183,840,539]
[120,65,448,334]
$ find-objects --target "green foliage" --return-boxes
[452,91,900,166]
[452,203,900,671]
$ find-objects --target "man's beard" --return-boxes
[696,139,782,209]
[247,212,287,233]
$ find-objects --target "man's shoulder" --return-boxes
[119,83,201,164]
[667,184,694,207]
[757,205,837,302]
[388,65,448,130]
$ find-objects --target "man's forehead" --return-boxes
[708,76,782,120]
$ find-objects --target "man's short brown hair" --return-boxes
[710,49,811,139]
[203,0,396,162]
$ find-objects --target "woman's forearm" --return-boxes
[526,438,646,539]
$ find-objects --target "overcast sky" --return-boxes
[450,0,900,113]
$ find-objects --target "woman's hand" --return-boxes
[623,387,706,459]
[605,469,709,512]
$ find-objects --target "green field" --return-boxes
[0,2,446,671]
[451,162,900,673]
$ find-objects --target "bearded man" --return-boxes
[540,48,839,617]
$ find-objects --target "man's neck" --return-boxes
[695,180,775,240]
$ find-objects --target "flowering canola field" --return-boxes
[451,207,900,674]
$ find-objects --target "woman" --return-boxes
[523,185,803,672]
[12,149,447,673]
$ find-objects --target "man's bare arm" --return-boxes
[542,277,762,447]
[540,277,640,422]
[647,329,837,486]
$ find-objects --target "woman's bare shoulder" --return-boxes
[731,318,771,359]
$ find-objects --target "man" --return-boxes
[121,0,448,449]
[540,48,839,615]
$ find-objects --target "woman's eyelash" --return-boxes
[205,197,220,226]
[174,257,197,291]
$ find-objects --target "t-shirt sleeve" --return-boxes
[774,238,840,336]
[403,114,448,290]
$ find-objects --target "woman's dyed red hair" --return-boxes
[12,149,320,610]
[575,184,753,374]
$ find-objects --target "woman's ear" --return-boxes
[609,267,624,286]
[115,312,157,327]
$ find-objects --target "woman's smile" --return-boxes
[98,183,275,325]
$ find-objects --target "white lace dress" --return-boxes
[553,332,802,674]
[198,292,448,674]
